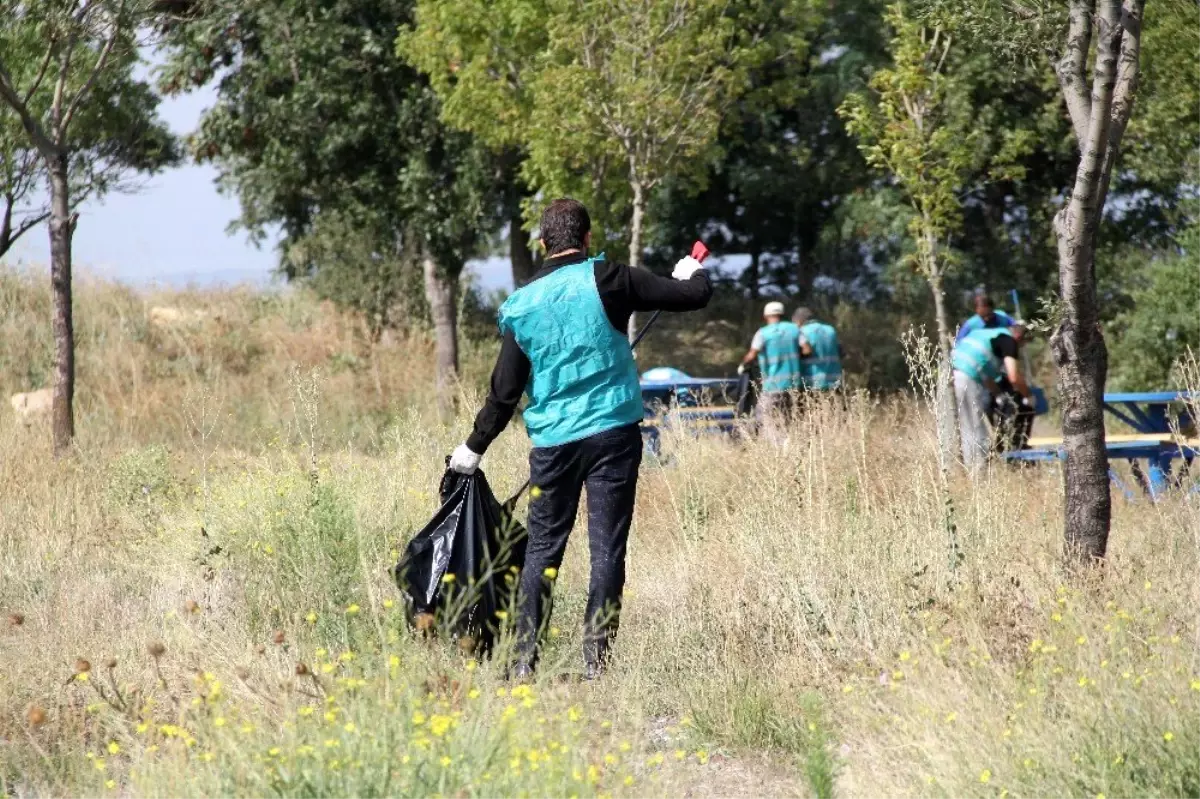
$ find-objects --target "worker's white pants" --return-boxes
[954,370,991,472]
[757,391,795,446]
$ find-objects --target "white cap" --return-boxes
[764,301,785,317]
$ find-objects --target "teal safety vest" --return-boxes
[799,321,842,390]
[497,256,643,448]
[952,328,1009,383]
[757,321,803,394]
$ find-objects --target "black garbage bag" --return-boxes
[393,467,526,654]
[735,367,758,418]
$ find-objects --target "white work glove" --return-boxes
[671,255,704,281]
[737,363,747,375]
[449,443,482,475]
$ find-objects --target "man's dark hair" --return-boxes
[539,198,591,255]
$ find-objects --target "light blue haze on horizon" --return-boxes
[4,81,517,293]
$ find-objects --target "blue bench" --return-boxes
[639,375,742,454]
[1005,391,1197,498]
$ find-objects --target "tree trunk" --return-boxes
[1051,0,1124,564]
[509,208,535,288]
[626,179,645,342]
[422,254,459,421]
[746,250,761,299]
[47,151,75,456]
[928,266,959,469]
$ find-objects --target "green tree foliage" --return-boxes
[1109,0,1199,246]
[646,0,886,298]
[0,0,178,452]
[840,3,1033,355]
[403,0,797,334]
[161,0,502,412]
[1106,221,1200,391]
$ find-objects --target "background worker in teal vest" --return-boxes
[739,301,802,441]
[792,307,843,391]
[951,324,1032,470]
[954,292,1016,344]
[448,198,713,679]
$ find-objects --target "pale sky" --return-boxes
[5,80,515,293]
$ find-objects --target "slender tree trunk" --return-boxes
[1,195,13,257]
[928,262,958,468]
[1051,0,1125,564]
[746,250,761,299]
[422,255,459,420]
[509,209,535,288]
[626,179,645,342]
[47,151,74,456]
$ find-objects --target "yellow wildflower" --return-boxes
[1164,731,1174,742]
[346,604,360,615]
[412,711,426,725]
[440,755,452,767]
[105,780,116,790]
[543,567,558,579]
[107,741,120,755]
[979,769,991,783]
[305,612,317,624]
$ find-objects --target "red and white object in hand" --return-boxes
[672,239,710,279]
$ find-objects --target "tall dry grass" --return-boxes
[0,270,1196,798]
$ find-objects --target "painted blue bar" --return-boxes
[640,378,740,392]
[1103,391,1193,402]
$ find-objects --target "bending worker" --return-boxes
[448,198,712,679]
[792,307,843,392]
[740,301,801,440]
[952,324,1032,470]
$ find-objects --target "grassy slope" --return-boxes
[0,270,1196,798]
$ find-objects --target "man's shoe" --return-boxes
[509,663,534,683]
[582,661,605,682]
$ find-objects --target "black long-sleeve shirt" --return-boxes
[466,251,713,453]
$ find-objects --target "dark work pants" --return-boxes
[516,423,643,671]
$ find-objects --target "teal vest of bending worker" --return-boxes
[952,327,1008,383]
[498,256,643,448]
[757,321,803,394]
[799,321,843,390]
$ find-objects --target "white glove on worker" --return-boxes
[737,363,747,375]
[449,443,482,475]
[672,255,704,281]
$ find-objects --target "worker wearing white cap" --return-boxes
[739,301,802,441]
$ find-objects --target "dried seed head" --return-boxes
[74,659,91,674]
[235,666,250,680]
[184,600,200,614]
[271,630,286,645]
[294,662,309,676]
[255,644,266,656]
[105,658,118,670]
[8,613,24,627]
[147,641,166,658]
[26,706,46,726]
